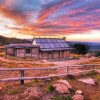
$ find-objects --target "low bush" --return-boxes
[80,70,98,77]
[95,75,100,83]
[67,74,76,80]
[86,70,98,76]
[51,95,73,100]
[46,85,55,93]
[7,89,20,95]
[69,88,76,95]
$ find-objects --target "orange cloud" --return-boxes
[0,5,27,24]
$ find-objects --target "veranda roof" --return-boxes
[5,43,39,48]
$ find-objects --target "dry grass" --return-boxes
[0,54,55,82]
[0,53,5,57]
[0,54,100,100]
[0,72,100,100]
[80,57,100,65]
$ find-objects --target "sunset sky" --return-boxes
[0,0,100,42]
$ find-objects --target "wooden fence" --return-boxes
[0,64,100,85]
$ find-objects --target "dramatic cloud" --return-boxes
[0,0,100,41]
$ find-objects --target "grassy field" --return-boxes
[0,71,100,100]
[0,53,100,100]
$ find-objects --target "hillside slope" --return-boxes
[0,35,30,45]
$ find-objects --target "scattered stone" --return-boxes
[73,94,84,100]
[53,83,70,94]
[75,90,83,95]
[49,74,56,77]
[79,78,95,85]
[41,60,47,63]
[57,80,72,89]
[44,74,56,82]
[85,53,91,58]
[0,87,3,91]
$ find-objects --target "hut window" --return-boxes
[26,48,31,54]
[49,52,52,54]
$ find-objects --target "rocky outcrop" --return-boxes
[53,83,70,94]
[73,94,84,100]
[57,80,72,89]
[0,87,3,91]
[79,78,96,85]
[53,80,84,100]
[75,90,83,95]
[52,80,72,94]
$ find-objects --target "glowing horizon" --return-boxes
[66,30,100,42]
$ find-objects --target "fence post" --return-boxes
[67,66,69,75]
[92,65,95,71]
[20,70,24,85]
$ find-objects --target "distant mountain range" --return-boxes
[0,35,100,51]
[66,41,100,51]
[66,41,100,46]
[0,35,29,45]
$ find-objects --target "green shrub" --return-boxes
[95,75,100,82]
[51,95,73,100]
[80,70,98,77]
[7,89,20,95]
[86,70,97,76]
[28,96,40,100]
[67,74,76,80]
[69,88,76,94]
[46,85,55,93]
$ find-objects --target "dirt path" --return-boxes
[0,56,98,80]
[0,56,96,66]
[47,57,96,66]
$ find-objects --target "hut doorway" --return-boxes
[48,52,53,59]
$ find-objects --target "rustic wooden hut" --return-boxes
[5,38,72,60]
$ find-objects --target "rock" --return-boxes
[41,60,47,63]
[0,87,3,91]
[75,90,83,95]
[57,80,72,89]
[73,94,84,100]
[79,78,95,85]
[53,83,70,94]
[85,53,91,58]
[49,74,56,77]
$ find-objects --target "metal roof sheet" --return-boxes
[5,38,72,51]
[33,38,71,51]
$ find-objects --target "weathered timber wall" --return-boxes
[6,48,14,56]
[16,49,25,57]
[31,48,39,59]
[53,51,59,59]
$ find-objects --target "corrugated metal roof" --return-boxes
[5,38,72,51]
[33,38,72,51]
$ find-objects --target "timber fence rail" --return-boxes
[0,64,100,85]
